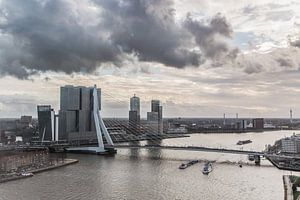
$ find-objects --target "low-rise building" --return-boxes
[281,134,300,154]
[253,118,264,129]
[167,123,188,134]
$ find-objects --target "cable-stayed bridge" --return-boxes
[32,85,292,168]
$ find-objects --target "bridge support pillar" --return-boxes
[254,155,261,165]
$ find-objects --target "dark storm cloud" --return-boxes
[0,0,235,78]
[0,0,121,78]
[184,13,238,60]
[96,0,202,68]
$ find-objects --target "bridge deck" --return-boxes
[110,144,265,156]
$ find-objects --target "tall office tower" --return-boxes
[37,105,55,141]
[158,105,163,134]
[151,100,160,112]
[147,100,163,134]
[58,85,101,142]
[290,108,293,124]
[130,94,140,116]
[129,95,140,134]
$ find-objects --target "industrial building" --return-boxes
[167,123,188,134]
[235,120,247,130]
[147,100,163,134]
[252,118,264,129]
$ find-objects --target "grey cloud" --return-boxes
[244,62,263,74]
[91,0,202,68]
[0,0,236,79]
[291,40,300,48]
[0,94,42,117]
[265,10,294,21]
[243,4,257,14]
[0,0,121,78]
[184,13,237,60]
[276,58,293,67]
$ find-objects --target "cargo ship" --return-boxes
[236,139,252,145]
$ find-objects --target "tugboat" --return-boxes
[179,163,188,169]
[179,160,199,169]
[202,162,213,175]
[236,140,252,145]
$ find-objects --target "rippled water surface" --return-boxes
[1,130,299,200]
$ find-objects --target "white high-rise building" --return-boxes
[130,94,140,116]
[129,94,141,134]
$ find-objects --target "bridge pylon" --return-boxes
[66,85,116,155]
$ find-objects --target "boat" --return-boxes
[179,163,188,169]
[21,172,33,177]
[190,160,199,164]
[248,154,255,161]
[202,162,213,175]
[236,140,252,145]
[179,160,199,169]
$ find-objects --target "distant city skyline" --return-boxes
[1,1,300,118]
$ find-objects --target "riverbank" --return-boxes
[282,175,300,200]
[0,158,78,183]
[187,128,283,134]
[283,175,293,200]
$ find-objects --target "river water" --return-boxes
[1,130,299,200]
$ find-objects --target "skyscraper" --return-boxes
[130,94,140,116]
[37,105,55,141]
[58,85,101,142]
[147,100,163,134]
[151,100,160,112]
[129,94,140,134]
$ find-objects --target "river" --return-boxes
[0,130,299,200]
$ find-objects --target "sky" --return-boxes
[0,0,300,118]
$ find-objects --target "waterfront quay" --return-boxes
[0,149,78,183]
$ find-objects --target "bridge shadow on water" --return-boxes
[146,140,162,160]
[126,140,163,161]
